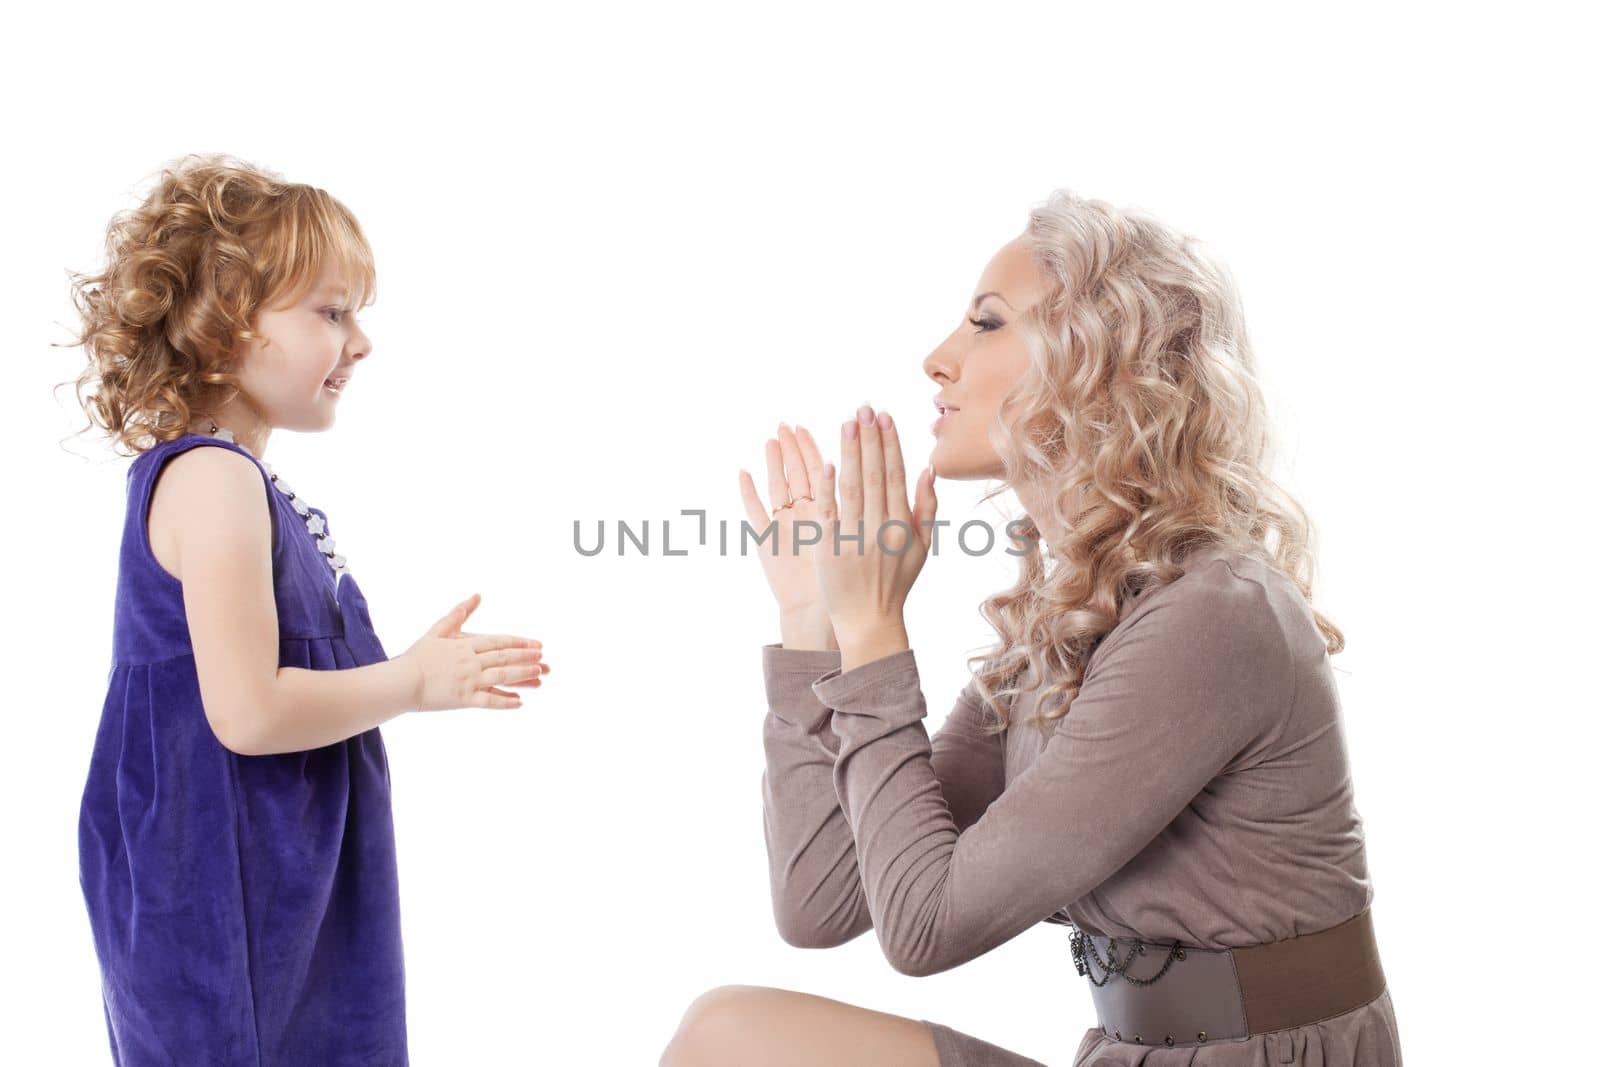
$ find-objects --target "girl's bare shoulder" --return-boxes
[146,443,270,583]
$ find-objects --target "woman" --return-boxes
[662,189,1401,1065]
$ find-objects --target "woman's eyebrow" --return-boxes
[971,291,1015,310]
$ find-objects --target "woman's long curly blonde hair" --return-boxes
[59,153,375,456]
[967,188,1343,731]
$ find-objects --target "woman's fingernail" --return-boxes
[844,420,858,441]
[878,411,893,430]
[857,405,873,424]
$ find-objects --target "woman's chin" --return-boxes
[930,442,999,482]
[930,449,973,481]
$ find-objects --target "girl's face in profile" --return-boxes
[235,264,372,432]
[922,236,1050,480]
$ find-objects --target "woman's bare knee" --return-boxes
[660,985,766,1067]
[660,984,939,1067]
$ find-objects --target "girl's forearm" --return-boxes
[239,657,419,755]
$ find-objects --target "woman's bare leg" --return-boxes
[659,984,941,1067]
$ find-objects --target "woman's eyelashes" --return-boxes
[968,315,1002,333]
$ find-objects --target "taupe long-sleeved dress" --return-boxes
[760,543,1402,1065]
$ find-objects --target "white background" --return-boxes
[7,2,1594,1063]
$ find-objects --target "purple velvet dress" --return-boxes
[77,431,407,1065]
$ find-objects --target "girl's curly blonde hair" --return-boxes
[60,153,375,456]
[968,188,1343,731]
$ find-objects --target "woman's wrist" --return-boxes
[835,615,910,673]
[778,606,838,652]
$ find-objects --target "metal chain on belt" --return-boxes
[1069,927,1187,987]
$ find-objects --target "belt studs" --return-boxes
[1133,1034,1143,1044]
[1198,1031,1208,1042]
[1114,1031,1121,1040]
[1165,1036,1176,1047]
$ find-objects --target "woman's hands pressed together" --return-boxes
[816,405,937,670]
[741,405,938,672]
[400,593,549,712]
[739,422,836,651]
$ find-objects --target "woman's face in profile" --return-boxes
[923,236,1050,480]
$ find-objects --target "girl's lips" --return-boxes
[932,409,955,435]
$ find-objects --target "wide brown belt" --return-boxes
[1070,907,1386,1049]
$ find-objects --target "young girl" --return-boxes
[67,153,550,1065]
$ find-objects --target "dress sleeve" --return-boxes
[808,579,1295,977]
[760,643,1007,949]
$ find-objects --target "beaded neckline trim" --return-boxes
[202,427,349,581]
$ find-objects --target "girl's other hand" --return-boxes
[400,593,548,712]
[739,423,836,649]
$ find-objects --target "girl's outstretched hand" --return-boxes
[814,405,936,655]
[400,593,547,712]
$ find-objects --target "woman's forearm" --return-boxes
[760,643,874,947]
[235,657,419,756]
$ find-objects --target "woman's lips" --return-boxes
[932,408,957,435]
